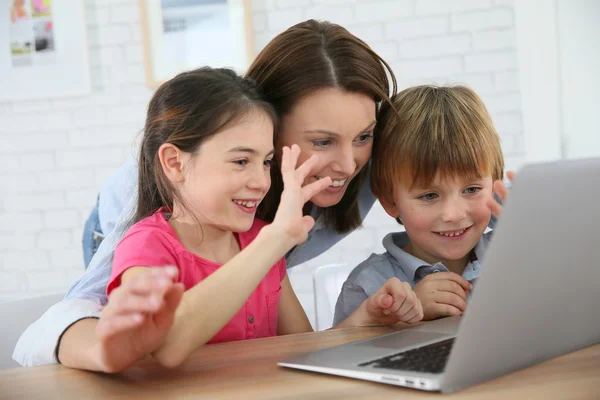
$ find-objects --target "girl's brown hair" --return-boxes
[248,19,397,233]
[137,67,277,222]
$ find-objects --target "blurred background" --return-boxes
[1,0,598,329]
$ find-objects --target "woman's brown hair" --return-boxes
[248,19,397,233]
[137,67,277,222]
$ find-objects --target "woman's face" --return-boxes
[277,88,376,208]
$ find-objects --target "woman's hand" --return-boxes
[270,145,331,246]
[486,171,515,219]
[94,267,184,372]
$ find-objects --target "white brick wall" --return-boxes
[0,0,524,330]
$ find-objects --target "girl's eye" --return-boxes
[312,139,334,148]
[264,159,273,168]
[464,186,482,194]
[233,159,248,166]
[355,133,373,144]
[419,193,438,201]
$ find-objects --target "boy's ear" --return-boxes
[379,197,401,219]
[158,143,186,183]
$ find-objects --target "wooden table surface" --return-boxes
[1,325,599,399]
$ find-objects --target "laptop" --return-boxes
[279,158,600,393]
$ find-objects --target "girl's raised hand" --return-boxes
[271,145,332,246]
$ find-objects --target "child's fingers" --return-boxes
[394,291,419,318]
[377,293,394,312]
[96,313,144,339]
[154,283,185,328]
[108,290,163,315]
[294,153,318,182]
[124,267,179,296]
[279,146,292,175]
[428,272,472,291]
[163,283,185,313]
[301,215,316,233]
[486,196,503,219]
[434,280,468,302]
[506,170,516,183]
[493,179,509,203]
[399,303,423,323]
[369,293,392,315]
[404,308,424,324]
[301,176,332,202]
[431,303,462,318]
[434,291,467,312]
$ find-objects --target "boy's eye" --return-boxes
[312,139,334,148]
[355,133,373,144]
[464,186,482,194]
[419,193,438,201]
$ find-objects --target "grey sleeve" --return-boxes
[333,280,369,326]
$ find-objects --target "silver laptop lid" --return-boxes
[442,157,600,392]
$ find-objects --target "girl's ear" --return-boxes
[158,143,186,183]
[379,196,401,219]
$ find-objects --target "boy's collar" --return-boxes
[382,231,488,281]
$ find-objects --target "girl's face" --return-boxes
[277,88,376,208]
[177,112,275,233]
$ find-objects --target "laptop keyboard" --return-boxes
[357,337,455,374]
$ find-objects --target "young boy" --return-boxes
[334,85,504,323]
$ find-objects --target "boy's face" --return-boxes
[381,171,493,266]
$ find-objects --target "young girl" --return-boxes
[104,67,423,370]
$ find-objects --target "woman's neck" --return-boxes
[167,205,240,265]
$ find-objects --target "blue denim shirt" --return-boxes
[333,231,492,325]
[14,159,377,366]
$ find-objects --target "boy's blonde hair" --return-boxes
[371,85,504,205]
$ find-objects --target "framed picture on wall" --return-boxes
[140,0,254,88]
[0,0,90,101]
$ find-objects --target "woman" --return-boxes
[15,20,397,370]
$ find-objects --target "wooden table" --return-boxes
[1,326,599,399]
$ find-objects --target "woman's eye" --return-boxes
[264,159,273,168]
[312,139,333,148]
[355,133,373,144]
[234,159,248,166]
[419,193,438,201]
[464,187,482,194]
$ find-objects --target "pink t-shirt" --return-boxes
[107,207,286,344]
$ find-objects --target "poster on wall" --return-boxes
[0,0,90,101]
[140,0,254,88]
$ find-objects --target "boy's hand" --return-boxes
[362,277,424,325]
[270,145,331,246]
[94,267,184,372]
[413,272,472,320]
[486,170,515,218]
